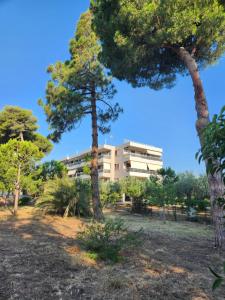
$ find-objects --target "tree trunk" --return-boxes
[90,85,104,221]
[179,47,225,248]
[19,131,24,142]
[14,164,21,215]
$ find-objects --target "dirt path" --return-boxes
[0,207,224,299]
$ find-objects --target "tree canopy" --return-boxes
[40,10,122,142]
[0,106,52,154]
[0,139,43,213]
[38,160,68,182]
[91,0,225,89]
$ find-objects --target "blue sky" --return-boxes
[0,0,224,174]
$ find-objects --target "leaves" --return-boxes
[91,0,225,89]
[0,139,43,194]
[199,105,225,183]
[0,106,52,154]
[41,10,122,142]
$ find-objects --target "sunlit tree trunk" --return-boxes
[179,47,225,248]
[14,163,21,215]
[90,85,104,221]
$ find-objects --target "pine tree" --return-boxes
[91,0,225,246]
[40,11,122,220]
[0,140,43,214]
[0,106,52,153]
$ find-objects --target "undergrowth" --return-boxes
[78,218,142,263]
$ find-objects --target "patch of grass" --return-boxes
[105,213,213,239]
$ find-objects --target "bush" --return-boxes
[196,199,210,212]
[78,218,141,263]
[100,181,122,208]
[19,195,32,206]
[36,177,92,217]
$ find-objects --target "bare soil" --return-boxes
[0,207,224,300]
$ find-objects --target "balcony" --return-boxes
[98,154,111,160]
[126,168,157,175]
[99,169,111,173]
[124,151,161,162]
[66,153,111,168]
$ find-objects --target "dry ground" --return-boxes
[0,207,224,300]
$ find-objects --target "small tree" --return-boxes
[155,168,178,221]
[121,177,146,213]
[176,172,197,205]
[100,180,122,207]
[0,139,43,214]
[40,11,122,220]
[91,0,225,247]
[0,106,52,153]
[38,160,68,181]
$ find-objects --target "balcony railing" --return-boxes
[75,169,111,176]
[124,151,161,162]
[98,154,111,159]
[99,169,111,173]
[127,168,157,175]
[66,154,111,168]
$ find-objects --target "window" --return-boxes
[115,164,119,170]
[115,150,118,156]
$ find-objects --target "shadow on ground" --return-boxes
[0,207,224,300]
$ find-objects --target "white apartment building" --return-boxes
[61,141,163,181]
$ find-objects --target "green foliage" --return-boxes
[36,177,92,217]
[157,168,178,185]
[0,106,52,154]
[78,218,141,262]
[198,106,225,183]
[145,177,164,207]
[19,195,32,206]
[176,172,197,204]
[91,0,225,89]
[209,263,225,290]
[40,10,122,142]
[100,181,122,207]
[175,172,210,210]
[121,177,146,199]
[38,160,68,181]
[120,177,147,213]
[0,139,43,194]
[0,106,38,142]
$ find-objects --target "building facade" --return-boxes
[61,141,163,181]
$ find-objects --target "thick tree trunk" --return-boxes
[90,86,104,221]
[179,47,225,248]
[14,164,21,215]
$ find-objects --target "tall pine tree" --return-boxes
[91,0,225,246]
[40,11,122,220]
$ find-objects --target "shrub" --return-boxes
[19,195,32,206]
[196,199,210,212]
[100,181,122,208]
[36,177,92,217]
[78,218,141,262]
